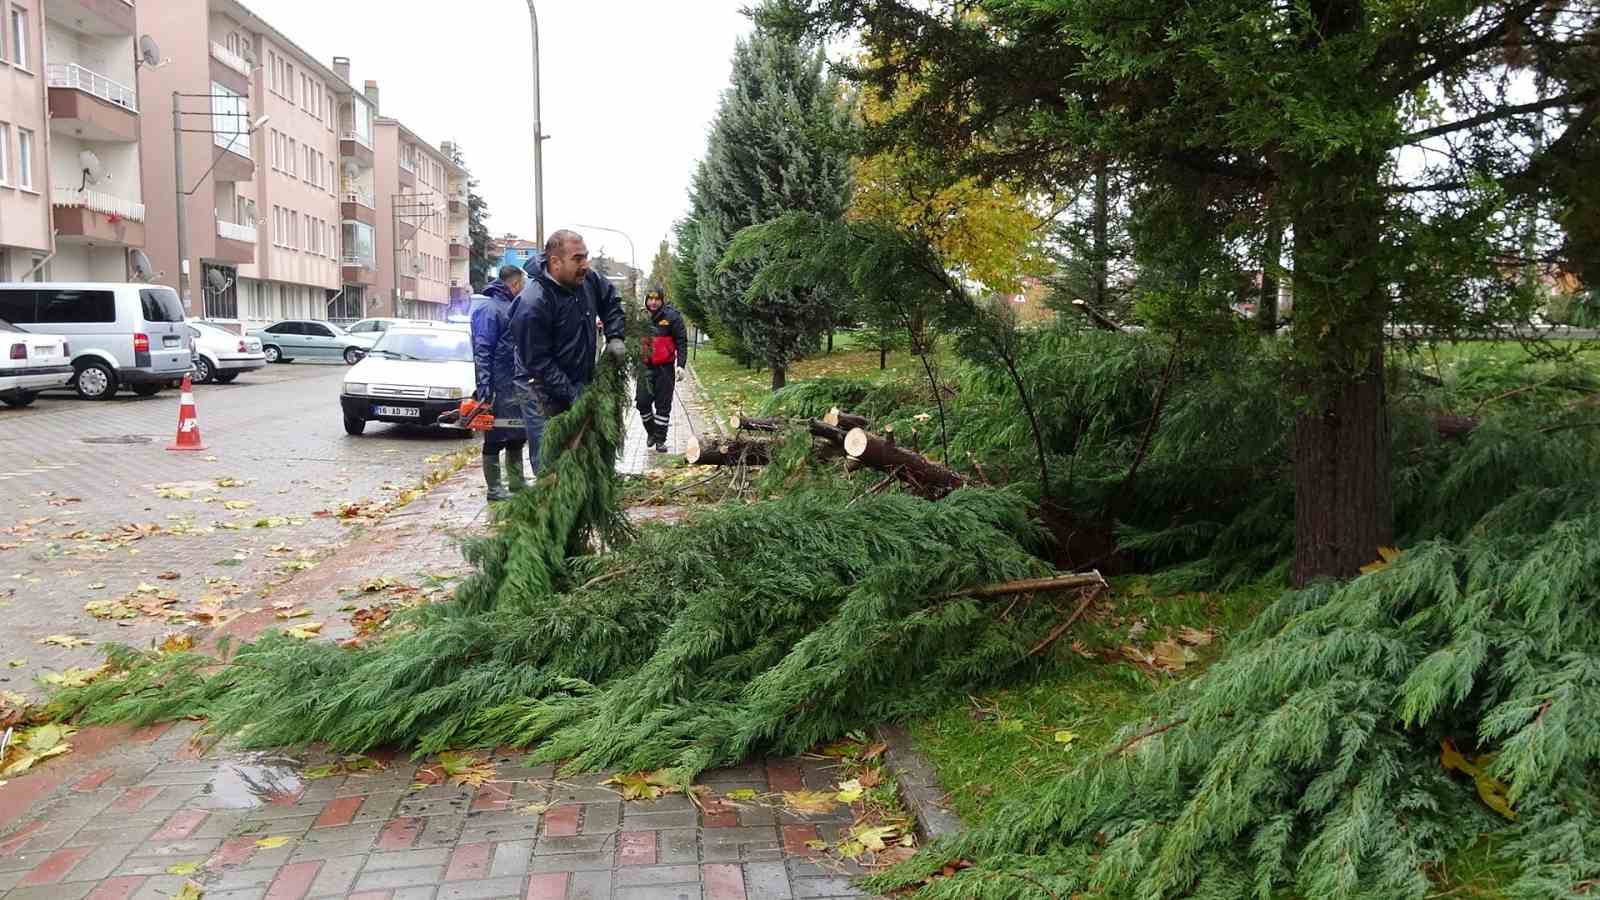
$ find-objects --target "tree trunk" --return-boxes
[771,365,786,391]
[879,343,888,370]
[1291,355,1392,584]
[843,427,968,497]
[823,408,870,430]
[1258,201,1282,334]
[827,330,834,353]
[686,437,771,466]
[1092,159,1110,307]
[731,415,785,433]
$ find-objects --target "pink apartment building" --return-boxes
[0,0,56,281]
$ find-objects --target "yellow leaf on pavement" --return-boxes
[437,751,497,788]
[284,622,323,640]
[852,824,899,852]
[724,788,759,802]
[254,836,291,849]
[166,862,198,875]
[41,666,106,688]
[782,790,839,814]
[834,779,864,803]
[39,634,93,648]
[6,659,24,668]
[174,880,205,899]
[160,633,195,653]
[604,770,681,802]
[222,500,254,511]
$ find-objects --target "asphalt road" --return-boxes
[0,361,478,700]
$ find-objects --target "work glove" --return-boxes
[605,338,627,363]
[675,367,685,382]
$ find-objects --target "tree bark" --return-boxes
[1258,199,1282,333]
[1093,158,1110,308]
[879,344,888,370]
[843,427,967,497]
[823,408,870,430]
[731,415,785,432]
[686,437,771,467]
[771,365,786,391]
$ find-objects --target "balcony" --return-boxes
[339,130,374,167]
[340,254,376,286]
[209,41,251,93]
[44,0,135,36]
[340,189,376,226]
[449,242,468,261]
[210,135,255,182]
[214,219,257,264]
[47,64,139,143]
[448,191,466,215]
[52,188,146,246]
[398,156,416,188]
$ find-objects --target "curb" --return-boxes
[873,723,964,842]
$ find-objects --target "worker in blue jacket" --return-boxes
[469,265,527,501]
[509,230,627,472]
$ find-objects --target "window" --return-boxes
[211,83,249,158]
[16,128,32,190]
[289,211,299,249]
[0,288,34,323]
[306,323,333,338]
[268,52,278,93]
[36,290,116,324]
[139,287,185,323]
[342,220,374,265]
[326,92,335,131]
[287,138,296,176]
[266,321,299,335]
[10,6,27,70]
[0,123,10,186]
[284,63,294,103]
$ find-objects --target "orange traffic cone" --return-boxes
[166,374,208,451]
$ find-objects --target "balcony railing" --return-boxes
[209,41,251,78]
[47,63,138,112]
[340,129,372,150]
[341,188,375,209]
[341,254,374,268]
[399,156,416,174]
[216,219,257,243]
[52,188,146,221]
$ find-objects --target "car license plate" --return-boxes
[162,335,181,347]
[373,405,420,418]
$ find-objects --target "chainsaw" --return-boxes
[438,396,497,431]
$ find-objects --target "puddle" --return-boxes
[202,756,305,808]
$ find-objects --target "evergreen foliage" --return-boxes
[685,26,855,388]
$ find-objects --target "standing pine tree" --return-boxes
[689,26,853,390]
[443,142,494,291]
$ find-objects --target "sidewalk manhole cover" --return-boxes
[81,435,154,445]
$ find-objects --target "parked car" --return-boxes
[186,319,267,384]
[0,318,72,407]
[343,317,438,350]
[0,283,191,400]
[249,320,367,365]
[339,325,474,435]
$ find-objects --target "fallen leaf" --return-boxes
[856,768,884,789]
[166,862,199,875]
[1054,730,1079,746]
[1441,739,1516,821]
[222,500,254,511]
[436,751,496,788]
[39,634,93,648]
[6,659,23,668]
[1177,626,1215,647]
[283,622,323,640]
[852,824,899,852]
[156,487,193,500]
[160,633,194,653]
[254,836,291,849]
[724,788,759,802]
[215,477,245,488]
[518,801,554,816]
[818,739,864,758]
[604,770,681,801]
[1360,545,1403,575]
[158,571,181,581]
[40,666,107,688]
[1152,639,1198,672]
[275,608,311,620]
[835,779,865,803]
[255,516,292,529]
[174,880,205,900]
[782,789,839,814]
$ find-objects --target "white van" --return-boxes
[0,283,193,400]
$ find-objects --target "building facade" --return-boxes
[370,101,460,322]
[0,0,55,282]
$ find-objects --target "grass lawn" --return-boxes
[686,330,938,429]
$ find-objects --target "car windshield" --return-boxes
[369,330,471,362]
[0,319,20,333]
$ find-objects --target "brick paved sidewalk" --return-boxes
[0,381,883,900]
[0,725,874,900]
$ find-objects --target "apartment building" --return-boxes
[331,56,374,321]
[138,0,342,327]
[0,0,53,281]
[442,140,469,317]
[369,87,458,322]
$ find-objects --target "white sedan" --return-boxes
[0,319,72,408]
[187,319,267,384]
[339,325,475,435]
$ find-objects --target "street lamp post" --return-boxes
[527,1,545,245]
[568,223,636,298]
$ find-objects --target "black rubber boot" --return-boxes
[504,443,528,493]
[483,452,510,502]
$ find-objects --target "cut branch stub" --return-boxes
[686,437,771,467]
[823,407,870,431]
[843,427,967,497]
[732,414,785,433]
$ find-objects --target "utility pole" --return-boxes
[172,93,190,311]
[527,1,545,245]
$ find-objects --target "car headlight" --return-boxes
[344,383,369,396]
[428,387,463,400]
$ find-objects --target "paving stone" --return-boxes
[68,825,160,847]
[567,869,613,900]
[744,861,793,900]
[658,829,699,866]
[488,840,532,878]
[356,791,406,821]
[64,843,138,881]
[413,816,467,849]
[392,887,440,900]
[306,853,365,897]
[434,875,527,899]
[352,866,446,892]
[365,848,452,871]
[532,834,614,855]
[613,886,700,900]
[703,863,749,900]
[528,850,615,873]
[300,821,383,845]
[791,876,866,898]
[287,838,377,863]
[204,865,280,890]
[578,801,621,834]
[5,882,98,900]
[444,842,492,881]
[262,860,323,899]
[621,808,699,830]
[697,765,767,785]
[457,820,541,845]
[202,887,268,900]
[616,864,702,887]
[399,797,475,818]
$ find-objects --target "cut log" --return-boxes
[1432,414,1479,441]
[843,427,967,496]
[732,414,786,433]
[686,437,771,467]
[823,407,870,431]
[1070,298,1128,333]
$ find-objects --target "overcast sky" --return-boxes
[246,0,758,273]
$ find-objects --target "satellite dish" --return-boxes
[128,249,154,282]
[206,269,231,293]
[78,150,103,188]
[411,257,424,274]
[137,35,164,69]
